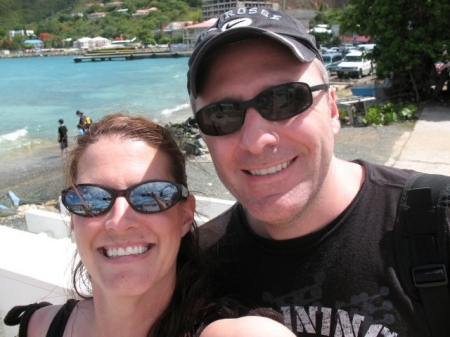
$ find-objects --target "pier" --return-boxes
[74,51,192,63]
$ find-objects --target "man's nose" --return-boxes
[238,108,279,154]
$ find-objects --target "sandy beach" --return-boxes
[0,117,416,230]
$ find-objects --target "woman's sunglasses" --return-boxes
[195,82,330,136]
[61,180,189,217]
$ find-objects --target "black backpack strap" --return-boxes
[395,172,450,336]
[4,302,52,337]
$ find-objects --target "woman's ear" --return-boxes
[181,195,195,236]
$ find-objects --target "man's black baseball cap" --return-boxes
[187,6,323,98]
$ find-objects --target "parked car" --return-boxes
[336,51,373,79]
[322,52,343,76]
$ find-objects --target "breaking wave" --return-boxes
[0,128,28,143]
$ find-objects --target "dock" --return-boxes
[74,51,192,63]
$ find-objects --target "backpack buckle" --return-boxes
[412,264,448,288]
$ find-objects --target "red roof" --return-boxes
[341,35,371,42]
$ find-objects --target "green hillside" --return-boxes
[0,0,202,48]
[0,0,82,29]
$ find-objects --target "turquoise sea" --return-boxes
[0,55,191,155]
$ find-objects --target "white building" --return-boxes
[132,7,157,17]
[87,12,107,20]
[72,36,111,49]
[9,30,34,38]
[92,36,111,48]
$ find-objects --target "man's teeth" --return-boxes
[249,160,292,176]
[105,245,149,258]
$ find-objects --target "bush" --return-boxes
[363,102,417,126]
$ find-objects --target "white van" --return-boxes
[336,51,372,79]
[358,44,376,52]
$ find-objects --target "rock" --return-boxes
[44,199,58,207]
[0,204,16,217]
[181,141,201,156]
[195,138,207,149]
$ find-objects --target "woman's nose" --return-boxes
[103,197,139,233]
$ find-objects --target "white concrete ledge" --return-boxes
[0,226,76,337]
[25,208,71,238]
[194,195,235,225]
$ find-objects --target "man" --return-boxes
[76,110,91,131]
[188,7,450,336]
[57,118,68,156]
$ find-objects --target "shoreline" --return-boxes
[0,117,418,230]
[0,48,189,60]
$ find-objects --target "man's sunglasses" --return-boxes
[61,180,189,217]
[195,82,330,136]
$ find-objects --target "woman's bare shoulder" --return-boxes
[27,304,63,337]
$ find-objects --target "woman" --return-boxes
[5,113,294,337]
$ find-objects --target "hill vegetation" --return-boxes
[0,0,203,49]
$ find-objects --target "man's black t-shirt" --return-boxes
[58,125,68,145]
[200,160,448,336]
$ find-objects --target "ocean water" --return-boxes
[0,55,191,155]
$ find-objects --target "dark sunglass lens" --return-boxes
[197,103,242,136]
[130,182,180,213]
[257,83,313,121]
[65,186,112,216]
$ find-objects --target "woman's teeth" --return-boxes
[105,245,149,258]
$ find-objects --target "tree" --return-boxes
[341,0,450,101]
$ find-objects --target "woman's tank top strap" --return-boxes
[46,299,79,337]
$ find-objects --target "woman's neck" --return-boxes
[69,280,175,337]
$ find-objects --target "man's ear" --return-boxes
[329,87,341,135]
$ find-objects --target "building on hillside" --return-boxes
[92,36,111,48]
[73,37,94,49]
[132,7,157,17]
[9,30,34,38]
[201,0,277,21]
[182,18,218,48]
[86,2,104,7]
[341,35,371,45]
[107,1,123,6]
[87,12,107,20]
[162,21,194,38]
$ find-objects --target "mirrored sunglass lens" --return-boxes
[198,103,242,136]
[65,186,112,216]
[130,182,179,213]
